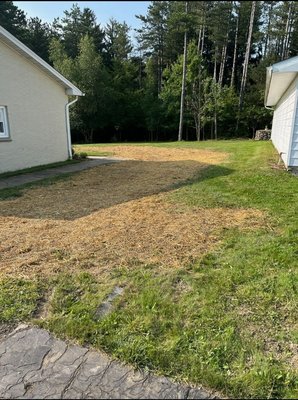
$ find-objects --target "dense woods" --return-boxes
[1,1,298,142]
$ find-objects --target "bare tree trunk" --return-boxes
[213,45,218,82]
[214,84,218,140]
[160,34,164,92]
[239,0,256,111]
[219,2,232,88]
[230,5,239,88]
[218,42,227,87]
[195,39,202,141]
[282,1,293,60]
[157,51,162,94]
[285,12,295,59]
[197,81,201,141]
[264,1,273,58]
[214,111,217,140]
[178,1,189,141]
[201,25,205,56]
[197,26,202,54]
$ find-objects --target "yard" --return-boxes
[0,140,297,398]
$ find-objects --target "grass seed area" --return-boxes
[0,141,297,399]
[0,195,264,278]
[0,147,260,277]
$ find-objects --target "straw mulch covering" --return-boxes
[0,147,265,278]
[75,145,228,164]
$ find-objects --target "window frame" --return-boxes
[0,106,10,140]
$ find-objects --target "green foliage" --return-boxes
[72,151,87,160]
[50,34,111,142]
[162,41,238,139]
[52,4,105,58]
[25,17,52,62]
[0,278,41,322]
[0,1,27,40]
[5,1,298,140]
[105,19,133,61]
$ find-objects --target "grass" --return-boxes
[1,140,298,398]
[0,278,41,322]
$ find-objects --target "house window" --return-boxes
[0,106,9,139]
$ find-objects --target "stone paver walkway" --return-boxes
[0,157,120,190]
[0,325,217,399]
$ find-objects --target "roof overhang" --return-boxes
[265,56,298,107]
[0,25,84,96]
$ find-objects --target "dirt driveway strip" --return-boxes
[0,146,266,278]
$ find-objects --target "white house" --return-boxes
[265,56,298,168]
[0,26,84,174]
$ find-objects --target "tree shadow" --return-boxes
[0,160,233,221]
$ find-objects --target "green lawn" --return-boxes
[1,140,298,398]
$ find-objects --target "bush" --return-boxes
[72,148,88,160]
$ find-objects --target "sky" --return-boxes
[14,1,150,30]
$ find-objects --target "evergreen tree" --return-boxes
[3,0,288,141]
[26,17,52,62]
[136,1,171,94]
[52,4,105,58]
[0,1,27,40]
[105,19,132,61]
[49,35,111,142]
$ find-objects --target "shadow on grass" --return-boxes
[0,160,233,221]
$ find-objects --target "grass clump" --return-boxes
[38,273,117,345]
[0,278,41,322]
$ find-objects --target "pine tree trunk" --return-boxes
[219,2,232,87]
[239,0,256,111]
[178,1,189,141]
[282,1,293,60]
[197,26,202,54]
[230,7,239,88]
[264,2,273,58]
[196,41,202,141]
[213,45,218,82]
[214,110,217,140]
[285,12,295,59]
[197,80,201,141]
[160,35,164,92]
[218,42,227,87]
[201,25,205,56]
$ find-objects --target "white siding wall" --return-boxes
[271,79,297,167]
[289,86,298,166]
[0,40,69,173]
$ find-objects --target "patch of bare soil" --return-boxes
[0,147,265,278]
[0,323,16,341]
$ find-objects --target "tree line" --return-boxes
[1,1,298,142]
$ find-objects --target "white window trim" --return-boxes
[0,106,10,140]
